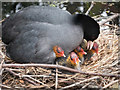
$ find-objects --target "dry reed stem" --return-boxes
[85,1,95,15]
[55,62,58,90]
[59,76,100,90]
[0,84,11,89]
[103,79,119,88]
[80,82,92,89]
[99,13,120,26]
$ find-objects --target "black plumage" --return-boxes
[2,6,100,63]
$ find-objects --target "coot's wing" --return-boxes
[20,6,71,24]
[2,6,71,44]
[6,21,56,63]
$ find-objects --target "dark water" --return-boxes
[1,2,120,26]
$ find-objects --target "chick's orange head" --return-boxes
[70,52,80,65]
[76,46,86,55]
[53,46,66,57]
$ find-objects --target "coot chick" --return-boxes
[66,52,81,70]
[80,39,98,61]
[53,46,66,58]
[2,6,100,63]
[74,46,87,64]
[57,52,81,70]
[84,42,98,60]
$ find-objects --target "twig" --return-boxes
[108,60,119,67]
[2,64,120,78]
[80,82,91,90]
[0,59,4,80]
[112,71,119,74]
[22,75,51,78]
[0,50,5,89]
[103,23,119,29]
[85,1,95,15]
[103,80,119,88]
[99,13,120,26]
[55,62,58,90]
[59,73,79,82]
[8,68,24,72]
[27,76,51,88]
[5,68,39,86]
[94,16,111,21]
[28,85,49,89]
[59,76,99,90]
[37,67,51,73]
[0,84,11,89]
[23,78,39,86]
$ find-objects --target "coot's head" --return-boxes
[53,46,66,58]
[73,14,100,50]
[74,46,87,59]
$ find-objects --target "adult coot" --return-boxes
[2,6,100,63]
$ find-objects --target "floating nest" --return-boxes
[0,17,119,89]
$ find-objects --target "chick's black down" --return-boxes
[2,6,99,63]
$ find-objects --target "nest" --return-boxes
[0,15,119,89]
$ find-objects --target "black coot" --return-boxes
[2,6,100,63]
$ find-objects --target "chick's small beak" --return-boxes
[61,51,66,57]
[83,51,87,55]
[87,41,94,50]
[63,54,66,57]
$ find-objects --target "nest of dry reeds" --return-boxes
[0,14,119,89]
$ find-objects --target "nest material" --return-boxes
[0,18,119,89]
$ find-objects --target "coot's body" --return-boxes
[2,6,99,63]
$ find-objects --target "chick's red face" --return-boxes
[76,46,86,55]
[92,42,98,54]
[70,52,80,65]
[56,47,65,57]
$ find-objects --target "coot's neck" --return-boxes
[72,14,85,25]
